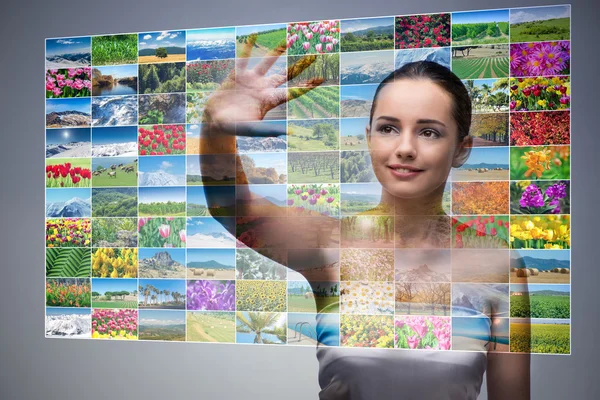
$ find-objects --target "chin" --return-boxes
[383,184,432,200]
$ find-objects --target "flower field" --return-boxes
[340,281,394,315]
[340,249,394,281]
[287,21,340,55]
[340,314,394,348]
[186,59,234,92]
[46,278,91,307]
[395,14,451,49]
[92,248,138,278]
[395,315,451,350]
[187,280,235,311]
[46,160,92,188]
[92,308,138,339]
[452,215,510,249]
[138,217,186,248]
[510,321,570,354]
[46,68,92,98]
[236,280,287,312]
[287,183,340,216]
[46,218,91,247]
[510,146,570,180]
[509,76,570,111]
[138,124,186,155]
[510,180,569,214]
[510,111,570,146]
[510,215,570,249]
[510,41,570,77]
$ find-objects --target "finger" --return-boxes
[253,38,287,76]
[220,71,237,91]
[287,78,325,102]
[236,33,258,71]
[269,73,288,89]
[261,77,324,119]
[287,54,318,82]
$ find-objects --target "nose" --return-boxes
[393,130,417,159]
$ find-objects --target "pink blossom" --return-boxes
[159,224,171,238]
[315,44,322,52]
[179,229,186,243]
[302,42,310,51]
[325,43,333,52]
[407,335,421,349]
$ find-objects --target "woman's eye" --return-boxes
[378,125,395,135]
[420,129,440,138]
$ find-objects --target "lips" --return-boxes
[388,164,424,172]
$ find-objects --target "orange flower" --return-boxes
[521,147,552,178]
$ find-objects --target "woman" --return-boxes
[200,34,531,400]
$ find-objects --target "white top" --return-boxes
[315,310,491,399]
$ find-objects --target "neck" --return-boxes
[379,183,447,217]
[378,184,450,248]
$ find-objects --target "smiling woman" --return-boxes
[199,33,531,400]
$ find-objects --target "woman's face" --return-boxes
[367,78,468,200]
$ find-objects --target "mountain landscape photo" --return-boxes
[139,250,186,278]
[46,141,91,158]
[46,196,91,218]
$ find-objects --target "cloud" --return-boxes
[157,31,171,41]
[56,39,78,45]
[510,6,570,24]
[143,34,152,40]
[139,42,146,45]
[160,161,173,170]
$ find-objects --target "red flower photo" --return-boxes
[138,124,186,156]
[510,111,570,146]
[395,13,451,49]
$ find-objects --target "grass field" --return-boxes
[92,34,138,66]
[92,163,137,187]
[510,294,570,319]
[452,56,509,79]
[92,300,138,309]
[341,136,368,150]
[288,295,339,313]
[187,312,236,342]
[510,18,570,43]
[236,28,286,58]
[288,124,338,151]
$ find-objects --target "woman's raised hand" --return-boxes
[202,33,325,127]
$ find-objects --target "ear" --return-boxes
[452,135,473,168]
[366,124,371,151]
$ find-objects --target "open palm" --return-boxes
[202,33,324,126]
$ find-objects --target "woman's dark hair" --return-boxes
[369,61,472,142]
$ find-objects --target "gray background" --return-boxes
[0,0,598,398]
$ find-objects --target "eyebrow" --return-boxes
[376,116,447,127]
